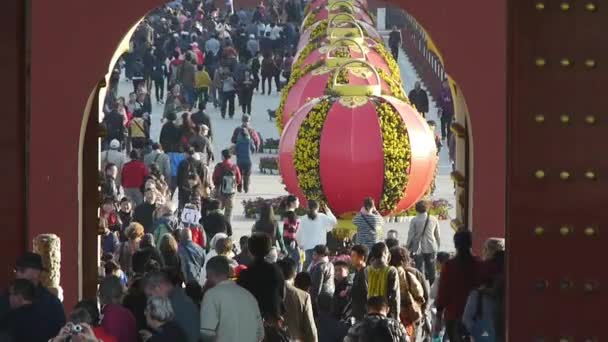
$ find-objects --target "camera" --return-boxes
[70,324,83,335]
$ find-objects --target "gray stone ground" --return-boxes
[115,44,456,252]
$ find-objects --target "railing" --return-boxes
[400,12,446,105]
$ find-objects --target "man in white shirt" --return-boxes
[406,200,441,285]
[200,256,264,342]
[100,139,127,184]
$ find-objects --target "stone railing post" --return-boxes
[33,234,63,301]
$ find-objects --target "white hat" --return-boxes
[249,34,255,39]
[110,139,120,149]
[191,42,199,47]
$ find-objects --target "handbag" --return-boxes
[409,215,430,255]
[399,270,423,324]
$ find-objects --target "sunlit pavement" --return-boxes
[115,44,456,252]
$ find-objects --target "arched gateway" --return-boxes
[2,0,604,339]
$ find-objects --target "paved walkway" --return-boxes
[114,44,456,252]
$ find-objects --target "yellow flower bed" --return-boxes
[294,98,332,203]
[377,68,408,102]
[302,11,317,30]
[309,21,329,42]
[293,41,320,71]
[376,99,411,212]
[276,62,321,134]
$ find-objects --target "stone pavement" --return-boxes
[115,44,456,252]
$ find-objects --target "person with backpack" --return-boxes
[129,109,149,152]
[344,296,409,342]
[462,277,499,342]
[406,201,441,285]
[176,147,209,211]
[102,102,126,151]
[365,242,400,320]
[389,247,425,341]
[231,114,260,151]
[144,142,171,184]
[235,128,255,193]
[152,204,178,247]
[212,149,242,224]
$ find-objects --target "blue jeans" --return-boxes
[285,241,302,272]
[304,249,314,271]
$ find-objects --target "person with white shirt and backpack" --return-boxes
[212,149,242,224]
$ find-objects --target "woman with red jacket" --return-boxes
[121,150,149,207]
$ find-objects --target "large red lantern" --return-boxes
[301,1,375,31]
[297,14,382,52]
[278,58,407,133]
[279,62,437,216]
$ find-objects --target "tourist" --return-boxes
[133,189,159,234]
[151,53,168,104]
[389,247,425,340]
[435,230,481,342]
[276,258,318,342]
[190,109,213,140]
[177,54,197,107]
[251,52,261,91]
[0,278,62,342]
[235,128,255,193]
[408,81,429,117]
[101,139,128,183]
[239,70,255,115]
[101,209,120,255]
[439,80,454,140]
[406,200,441,285]
[294,272,312,293]
[178,228,206,287]
[144,142,171,184]
[281,51,293,82]
[246,34,260,60]
[309,244,335,311]
[365,242,400,319]
[139,296,188,341]
[219,67,237,119]
[195,64,212,110]
[462,277,499,342]
[121,150,149,206]
[261,51,278,95]
[332,260,352,319]
[388,26,402,60]
[189,125,214,165]
[349,244,369,320]
[426,120,443,156]
[143,271,200,342]
[132,234,164,276]
[103,103,127,151]
[352,197,384,250]
[202,198,233,244]
[99,276,138,342]
[118,198,133,240]
[282,195,302,271]
[296,200,337,270]
[344,297,409,342]
[129,109,149,151]
[316,293,348,342]
[230,114,260,151]
[115,222,144,277]
[163,85,186,120]
[159,233,182,280]
[159,112,181,154]
[212,149,242,223]
[71,300,118,342]
[252,202,286,255]
[177,147,209,210]
[237,233,286,323]
[200,256,264,342]
[235,235,253,266]
[102,163,122,202]
[203,236,238,281]
[152,204,177,247]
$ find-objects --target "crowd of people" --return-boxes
[0,193,505,342]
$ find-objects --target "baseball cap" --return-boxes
[16,252,46,271]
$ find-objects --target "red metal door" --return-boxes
[507,2,607,340]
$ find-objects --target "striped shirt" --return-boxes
[353,212,384,249]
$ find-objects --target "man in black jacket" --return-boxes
[201,199,233,246]
[103,106,126,151]
[408,81,430,118]
[190,109,213,139]
[176,148,208,210]
[388,26,402,60]
[133,188,158,234]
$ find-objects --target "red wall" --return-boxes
[29,0,505,308]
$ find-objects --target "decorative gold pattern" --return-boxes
[535,57,546,67]
[585,3,597,12]
[560,225,573,236]
[535,170,545,179]
[560,2,571,11]
[560,114,571,124]
[534,226,545,236]
[585,171,596,180]
[560,171,571,180]
[534,114,545,123]
[338,96,368,108]
[584,226,596,236]
[560,58,572,67]
[585,59,596,68]
[535,2,545,10]
[585,115,596,125]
